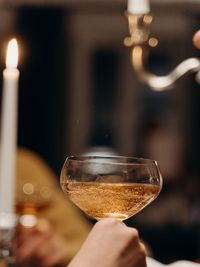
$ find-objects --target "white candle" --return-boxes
[0,39,19,214]
[127,0,150,14]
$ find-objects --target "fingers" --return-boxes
[34,234,67,267]
[38,249,66,267]
[16,230,47,264]
[15,219,67,267]
[193,30,200,49]
[117,226,146,267]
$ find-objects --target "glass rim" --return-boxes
[64,155,157,166]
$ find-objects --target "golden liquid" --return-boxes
[16,201,49,216]
[61,182,161,221]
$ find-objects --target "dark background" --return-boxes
[17,8,67,174]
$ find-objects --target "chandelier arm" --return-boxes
[131,46,200,91]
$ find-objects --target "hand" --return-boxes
[193,30,200,49]
[15,218,68,267]
[68,218,147,267]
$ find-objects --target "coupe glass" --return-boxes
[60,155,162,221]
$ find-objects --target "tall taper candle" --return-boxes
[0,39,19,214]
[128,0,150,14]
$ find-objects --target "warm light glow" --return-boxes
[148,37,158,47]
[6,39,18,68]
[143,15,153,24]
[124,37,133,47]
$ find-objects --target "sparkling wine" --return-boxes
[61,181,161,221]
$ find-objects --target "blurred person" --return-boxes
[14,147,92,267]
[135,118,190,224]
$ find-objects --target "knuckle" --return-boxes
[127,227,139,239]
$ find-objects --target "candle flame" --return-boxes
[6,39,18,68]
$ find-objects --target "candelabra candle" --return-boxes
[127,0,150,15]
